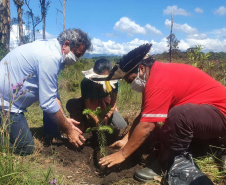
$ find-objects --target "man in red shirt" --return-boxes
[97,43,226,181]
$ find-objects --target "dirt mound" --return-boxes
[41,132,149,185]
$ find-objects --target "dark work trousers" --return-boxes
[160,103,226,161]
[0,112,34,155]
[43,111,61,138]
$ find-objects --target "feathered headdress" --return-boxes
[82,68,118,93]
[92,43,152,81]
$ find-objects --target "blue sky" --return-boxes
[10,0,226,55]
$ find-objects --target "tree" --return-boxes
[39,0,50,39]
[167,13,180,62]
[187,45,210,70]
[83,106,114,157]
[13,0,24,45]
[23,11,31,42]
[0,0,11,51]
[57,0,67,31]
[25,0,42,41]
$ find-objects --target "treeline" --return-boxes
[82,50,226,63]
[152,51,226,63]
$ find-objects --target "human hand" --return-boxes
[110,139,127,150]
[67,128,86,148]
[66,118,83,134]
[99,150,126,168]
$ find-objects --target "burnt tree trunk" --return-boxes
[39,0,50,39]
[42,13,46,39]
[25,0,42,41]
[0,0,11,50]
[169,13,173,63]
[40,0,46,39]
[13,0,24,45]
[63,0,65,31]
[57,0,66,31]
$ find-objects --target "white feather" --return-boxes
[81,68,118,91]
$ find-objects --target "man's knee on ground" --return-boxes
[14,141,35,156]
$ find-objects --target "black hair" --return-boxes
[127,56,156,75]
[141,56,155,67]
[119,43,152,73]
[93,58,112,75]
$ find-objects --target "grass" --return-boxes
[0,138,58,184]
[195,155,226,184]
[1,58,226,184]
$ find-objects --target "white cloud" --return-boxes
[178,40,190,51]
[10,25,226,56]
[186,33,207,40]
[145,24,163,35]
[183,38,226,52]
[214,6,226,16]
[10,25,22,49]
[165,19,198,34]
[91,38,146,55]
[114,17,146,36]
[149,38,168,54]
[36,30,56,40]
[10,25,56,50]
[209,28,226,39]
[90,37,168,55]
[220,28,226,38]
[104,33,118,37]
[195,7,203,13]
[163,6,190,16]
[113,17,162,37]
[90,36,226,56]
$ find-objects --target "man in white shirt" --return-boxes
[0,28,92,155]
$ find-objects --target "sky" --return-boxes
[10,0,226,55]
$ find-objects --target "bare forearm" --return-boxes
[128,113,142,138]
[121,122,155,158]
[47,101,84,147]
[48,110,71,134]
[56,98,66,116]
[106,92,117,118]
[120,113,141,142]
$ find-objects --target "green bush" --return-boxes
[67,79,80,92]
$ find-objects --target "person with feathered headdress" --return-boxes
[66,58,127,132]
[98,43,225,183]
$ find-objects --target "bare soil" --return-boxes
[36,114,226,185]
[40,131,153,185]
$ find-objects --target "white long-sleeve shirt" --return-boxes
[0,39,64,113]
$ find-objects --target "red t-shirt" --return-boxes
[141,61,226,123]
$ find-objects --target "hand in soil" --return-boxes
[99,150,126,167]
[110,139,127,150]
[67,128,86,147]
[67,117,83,133]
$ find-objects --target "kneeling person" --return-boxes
[66,58,127,132]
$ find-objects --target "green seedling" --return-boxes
[83,106,114,157]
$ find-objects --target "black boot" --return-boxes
[134,167,160,182]
[134,160,163,182]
